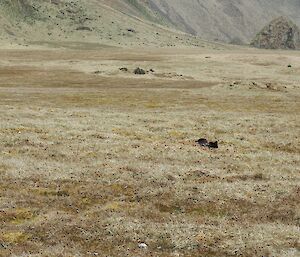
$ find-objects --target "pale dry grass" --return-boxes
[0,46,299,257]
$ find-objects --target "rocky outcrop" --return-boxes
[251,17,300,50]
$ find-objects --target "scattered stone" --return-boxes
[196,138,208,146]
[0,243,7,249]
[266,83,272,89]
[119,67,128,72]
[138,243,148,249]
[134,67,146,75]
[196,138,219,149]
[208,141,218,149]
[76,26,92,31]
[149,68,155,72]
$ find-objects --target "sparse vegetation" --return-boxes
[0,46,299,256]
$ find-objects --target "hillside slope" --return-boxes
[0,0,212,48]
[149,0,300,44]
[1,0,299,46]
[107,0,300,44]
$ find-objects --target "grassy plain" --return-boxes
[0,45,299,256]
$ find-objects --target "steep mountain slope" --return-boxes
[1,0,299,46]
[0,0,212,48]
[150,0,300,44]
[106,0,300,44]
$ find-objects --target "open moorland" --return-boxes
[0,44,299,256]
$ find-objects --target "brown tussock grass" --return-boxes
[0,46,299,257]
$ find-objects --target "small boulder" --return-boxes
[196,138,209,146]
[134,67,146,75]
[208,141,218,149]
[196,138,219,149]
[127,28,136,33]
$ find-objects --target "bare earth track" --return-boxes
[0,45,299,256]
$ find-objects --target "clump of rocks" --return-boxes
[134,67,146,75]
[196,138,218,149]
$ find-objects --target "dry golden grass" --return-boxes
[0,45,299,256]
